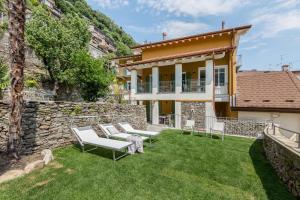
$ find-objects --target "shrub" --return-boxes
[25,79,39,88]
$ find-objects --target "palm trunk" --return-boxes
[6,0,26,159]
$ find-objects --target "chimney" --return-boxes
[221,21,225,30]
[282,64,289,72]
[162,32,167,40]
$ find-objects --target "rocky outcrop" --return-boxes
[0,101,147,154]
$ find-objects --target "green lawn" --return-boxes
[0,130,295,200]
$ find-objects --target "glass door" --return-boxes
[198,68,206,92]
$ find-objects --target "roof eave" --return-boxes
[232,106,300,113]
[131,25,252,49]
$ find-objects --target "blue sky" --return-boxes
[86,0,300,71]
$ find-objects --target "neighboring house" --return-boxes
[292,70,300,80]
[40,0,62,18]
[88,25,116,58]
[232,69,300,141]
[114,25,251,129]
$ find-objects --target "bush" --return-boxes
[25,78,39,88]
[0,58,8,90]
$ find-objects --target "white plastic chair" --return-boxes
[210,121,225,141]
[182,120,195,135]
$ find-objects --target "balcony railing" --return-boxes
[137,82,152,93]
[182,80,205,93]
[215,84,228,95]
[159,81,175,93]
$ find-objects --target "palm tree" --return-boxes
[6,0,26,159]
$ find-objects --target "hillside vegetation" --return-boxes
[54,0,136,56]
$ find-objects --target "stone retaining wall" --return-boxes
[0,101,147,154]
[224,120,266,137]
[181,102,206,130]
[263,133,300,198]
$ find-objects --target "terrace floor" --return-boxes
[0,130,295,200]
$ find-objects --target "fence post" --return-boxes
[298,134,300,148]
[272,122,275,135]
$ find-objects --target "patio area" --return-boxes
[0,130,295,200]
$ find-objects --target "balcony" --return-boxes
[159,81,175,93]
[215,84,228,95]
[182,80,205,93]
[137,82,152,93]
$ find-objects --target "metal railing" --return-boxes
[269,122,300,148]
[137,82,152,93]
[159,80,175,93]
[182,80,205,93]
[215,84,228,95]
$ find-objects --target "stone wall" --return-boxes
[181,102,206,130]
[263,133,300,198]
[0,101,147,154]
[223,120,266,137]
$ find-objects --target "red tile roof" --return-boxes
[235,71,300,111]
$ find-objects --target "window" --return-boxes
[182,72,187,85]
[199,69,206,86]
[215,68,225,86]
[125,69,131,76]
[125,81,131,91]
[199,68,206,92]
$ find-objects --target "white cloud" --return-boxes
[240,42,266,51]
[127,20,209,40]
[159,21,209,38]
[137,0,248,17]
[89,0,129,8]
[252,10,300,38]
[275,0,300,8]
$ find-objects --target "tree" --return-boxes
[65,50,114,101]
[26,6,91,93]
[26,6,114,101]
[7,0,26,159]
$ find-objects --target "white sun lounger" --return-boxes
[71,126,132,161]
[118,122,160,144]
[99,124,148,141]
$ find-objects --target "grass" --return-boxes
[0,130,295,200]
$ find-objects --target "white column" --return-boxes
[152,67,159,94]
[205,60,214,98]
[152,100,159,125]
[175,63,182,94]
[131,69,137,95]
[205,102,215,132]
[175,101,182,129]
[138,100,143,105]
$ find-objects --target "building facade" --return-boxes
[233,70,300,141]
[115,25,251,129]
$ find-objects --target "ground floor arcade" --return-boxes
[139,100,234,129]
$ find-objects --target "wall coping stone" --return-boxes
[264,131,300,157]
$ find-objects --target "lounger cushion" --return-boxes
[128,129,160,137]
[119,123,160,137]
[107,127,120,135]
[113,133,148,141]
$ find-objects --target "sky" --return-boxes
[86,0,300,71]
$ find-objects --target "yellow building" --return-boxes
[114,25,251,129]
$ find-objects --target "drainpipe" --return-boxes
[212,53,216,113]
